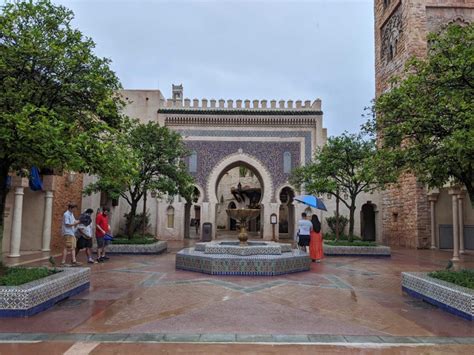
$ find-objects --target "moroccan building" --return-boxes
[374,0,474,251]
[81,85,382,242]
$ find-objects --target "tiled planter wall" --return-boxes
[0,268,90,317]
[323,243,391,257]
[402,272,473,321]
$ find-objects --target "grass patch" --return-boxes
[0,267,57,286]
[112,236,157,245]
[428,269,474,290]
[324,240,377,247]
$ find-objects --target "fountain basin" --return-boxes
[176,240,310,276]
[194,240,292,256]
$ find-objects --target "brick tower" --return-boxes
[374,0,473,248]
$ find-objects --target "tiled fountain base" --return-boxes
[176,241,310,276]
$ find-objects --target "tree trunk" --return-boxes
[142,189,147,236]
[348,202,356,242]
[126,202,138,239]
[0,163,11,266]
[335,193,340,241]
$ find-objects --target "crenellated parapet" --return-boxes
[159,97,322,112]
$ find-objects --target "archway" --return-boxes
[278,186,296,240]
[215,165,262,237]
[361,202,376,241]
[206,152,274,240]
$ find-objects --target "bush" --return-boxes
[428,269,474,290]
[0,267,56,286]
[113,235,157,245]
[123,212,150,236]
[324,240,377,247]
[326,214,349,235]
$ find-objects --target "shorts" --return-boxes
[96,237,106,248]
[298,234,310,247]
[77,236,92,250]
[63,235,76,249]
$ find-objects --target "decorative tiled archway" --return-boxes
[206,152,274,204]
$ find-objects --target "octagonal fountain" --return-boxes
[176,183,310,276]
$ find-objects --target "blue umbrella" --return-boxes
[294,195,327,211]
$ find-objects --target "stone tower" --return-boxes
[374,0,473,248]
[172,84,183,103]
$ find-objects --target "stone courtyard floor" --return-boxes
[1,240,473,354]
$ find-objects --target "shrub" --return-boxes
[112,235,157,245]
[324,240,377,247]
[0,267,56,286]
[326,214,349,235]
[428,269,474,290]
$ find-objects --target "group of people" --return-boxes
[61,204,112,266]
[296,212,324,262]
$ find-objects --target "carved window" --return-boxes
[167,206,175,228]
[283,152,292,174]
[383,0,391,9]
[381,6,402,63]
[189,151,197,173]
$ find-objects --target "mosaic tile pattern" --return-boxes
[402,272,474,321]
[106,241,167,254]
[193,241,292,256]
[176,247,310,276]
[0,268,90,316]
[183,140,301,199]
[323,244,391,256]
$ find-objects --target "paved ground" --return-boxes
[1,241,473,354]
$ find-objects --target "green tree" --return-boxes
[291,133,384,240]
[366,23,474,206]
[86,121,194,238]
[0,0,125,263]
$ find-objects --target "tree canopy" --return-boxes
[0,0,125,261]
[291,133,384,238]
[365,23,474,206]
[86,121,194,238]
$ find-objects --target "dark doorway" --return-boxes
[361,203,376,241]
[228,202,237,230]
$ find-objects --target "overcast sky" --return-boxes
[56,0,374,136]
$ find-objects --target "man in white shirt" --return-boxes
[297,212,312,252]
[61,203,80,266]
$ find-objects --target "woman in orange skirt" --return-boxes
[310,214,324,262]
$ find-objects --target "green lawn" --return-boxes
[428,269,474,290]
[0,267,57,286]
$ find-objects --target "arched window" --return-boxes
[283,152,292,173]
[167,206,175,228]
[189,151,197,173]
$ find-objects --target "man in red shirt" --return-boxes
[95,207,110,262]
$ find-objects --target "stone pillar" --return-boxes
[9,177,29,257]
[448,189,460,262]
[427,192,439,249]
[458,192,465,254]
[41,175,56,252]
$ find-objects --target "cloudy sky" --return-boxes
[57,0,374,136]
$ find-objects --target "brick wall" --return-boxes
[374,0,473,248]
[51,174,84,252]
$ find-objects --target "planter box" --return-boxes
[105,241,167,254]
[0,268,90,317]
[323,243,391,256]
[402,272,474,321]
